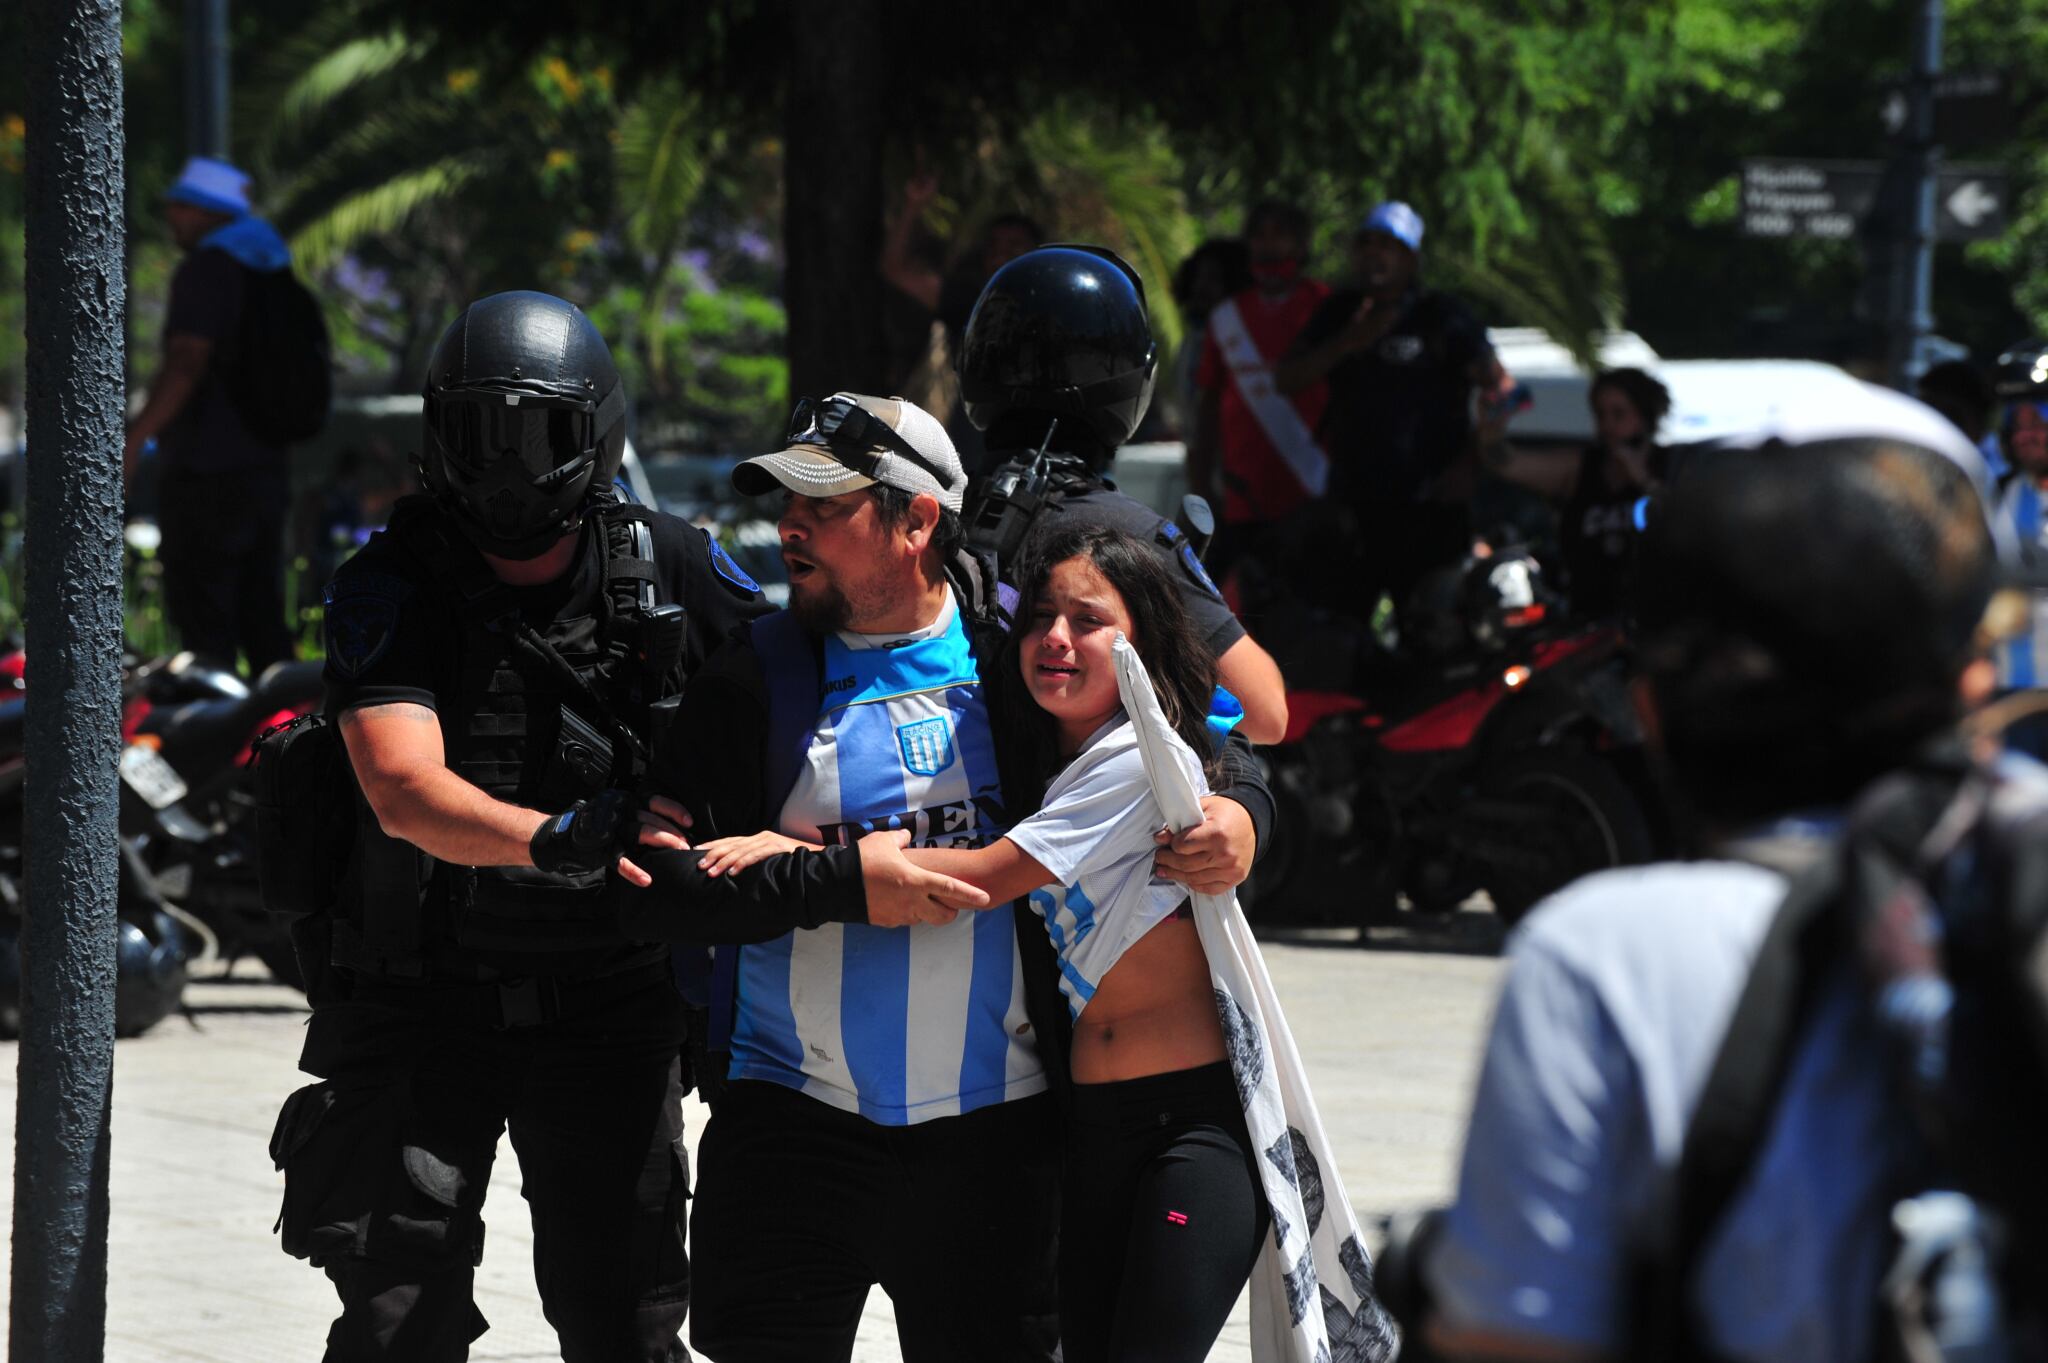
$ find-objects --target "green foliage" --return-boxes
[218,7,787,449]
[615,77,719,265]
[1014,107,1199,358]
[288,158,488,277]
[19,0,2048,479]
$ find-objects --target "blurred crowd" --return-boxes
[876,185,1696,668]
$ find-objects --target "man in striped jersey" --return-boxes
[619,392,1273,1362]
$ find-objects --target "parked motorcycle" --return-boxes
[123,652,324,988]
[1233,546,1661,930]
[0,646,323,989]
[0,695,198,1038]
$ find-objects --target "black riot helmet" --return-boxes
[417,291,628,559]
[957,244,1158,468]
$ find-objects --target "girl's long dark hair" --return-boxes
[997,523,1220,795]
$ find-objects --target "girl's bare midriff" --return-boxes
[1070,911,1227,1085]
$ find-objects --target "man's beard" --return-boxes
[790,578,853,634]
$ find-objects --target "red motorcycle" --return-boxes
[1233,547,1660,929]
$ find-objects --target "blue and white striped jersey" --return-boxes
[728,590,1046,1124]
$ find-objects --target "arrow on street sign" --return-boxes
[1945,179,1999,228]
[1879,69,2013,147]
[1935,166,2009,240]
[1742,159,2009,242]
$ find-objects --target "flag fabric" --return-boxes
[1113,635,1399,1363]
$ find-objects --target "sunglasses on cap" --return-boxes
[430,383,625,477]
[786,396,950,487]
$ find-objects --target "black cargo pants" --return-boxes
[270,967,691,1363]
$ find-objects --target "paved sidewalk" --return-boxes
[0,922,1503,1361]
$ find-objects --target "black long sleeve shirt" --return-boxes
[608,607,1276,946]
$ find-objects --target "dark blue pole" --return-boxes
[1890,0,1944,389]
[184,0,230,159]
[14,0,125,1357]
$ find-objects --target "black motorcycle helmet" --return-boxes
[417,291,627,559]
[957,244,1158,467]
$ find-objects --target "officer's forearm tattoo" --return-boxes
[341,702,439,730]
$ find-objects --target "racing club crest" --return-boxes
[897,717,955,778]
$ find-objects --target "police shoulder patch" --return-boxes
[705,531,761,594]
[323,572,411,680]
[1179,543,1223,600]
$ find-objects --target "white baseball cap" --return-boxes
[734,393,968,514]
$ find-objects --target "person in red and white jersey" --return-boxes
[1188,201,1330,570]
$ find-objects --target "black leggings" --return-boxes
[1060,1061,1269,1363]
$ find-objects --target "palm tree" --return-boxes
[242,11,668,385]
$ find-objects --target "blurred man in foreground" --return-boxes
[1395,395,2048,1361]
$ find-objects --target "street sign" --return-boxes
[1742,158,2010,242]
[1935,164,2009,240]
[1741,159,1882,239]
[1879,69,2013,146]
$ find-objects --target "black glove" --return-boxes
[529,788,634,876]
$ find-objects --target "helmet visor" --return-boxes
[431,391,604,479]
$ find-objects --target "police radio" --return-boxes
[963,421,1063,569]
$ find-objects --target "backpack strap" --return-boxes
[592,497,662,664]
[1631,846,1846,1358]
[700,609,823,1055]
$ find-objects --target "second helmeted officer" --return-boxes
[956,244,1290,747]
[269,290,766,1362]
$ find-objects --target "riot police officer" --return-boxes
[269,290,766,1362]
[956,244,1292,747]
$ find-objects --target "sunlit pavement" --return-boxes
[0,917,1505,1361]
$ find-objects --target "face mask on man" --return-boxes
[1250,258,1301,289]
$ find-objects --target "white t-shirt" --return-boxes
[1427,858,1914,1363]
[1004,713,1210,1018]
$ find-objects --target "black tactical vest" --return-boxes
[338,492,681,973]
